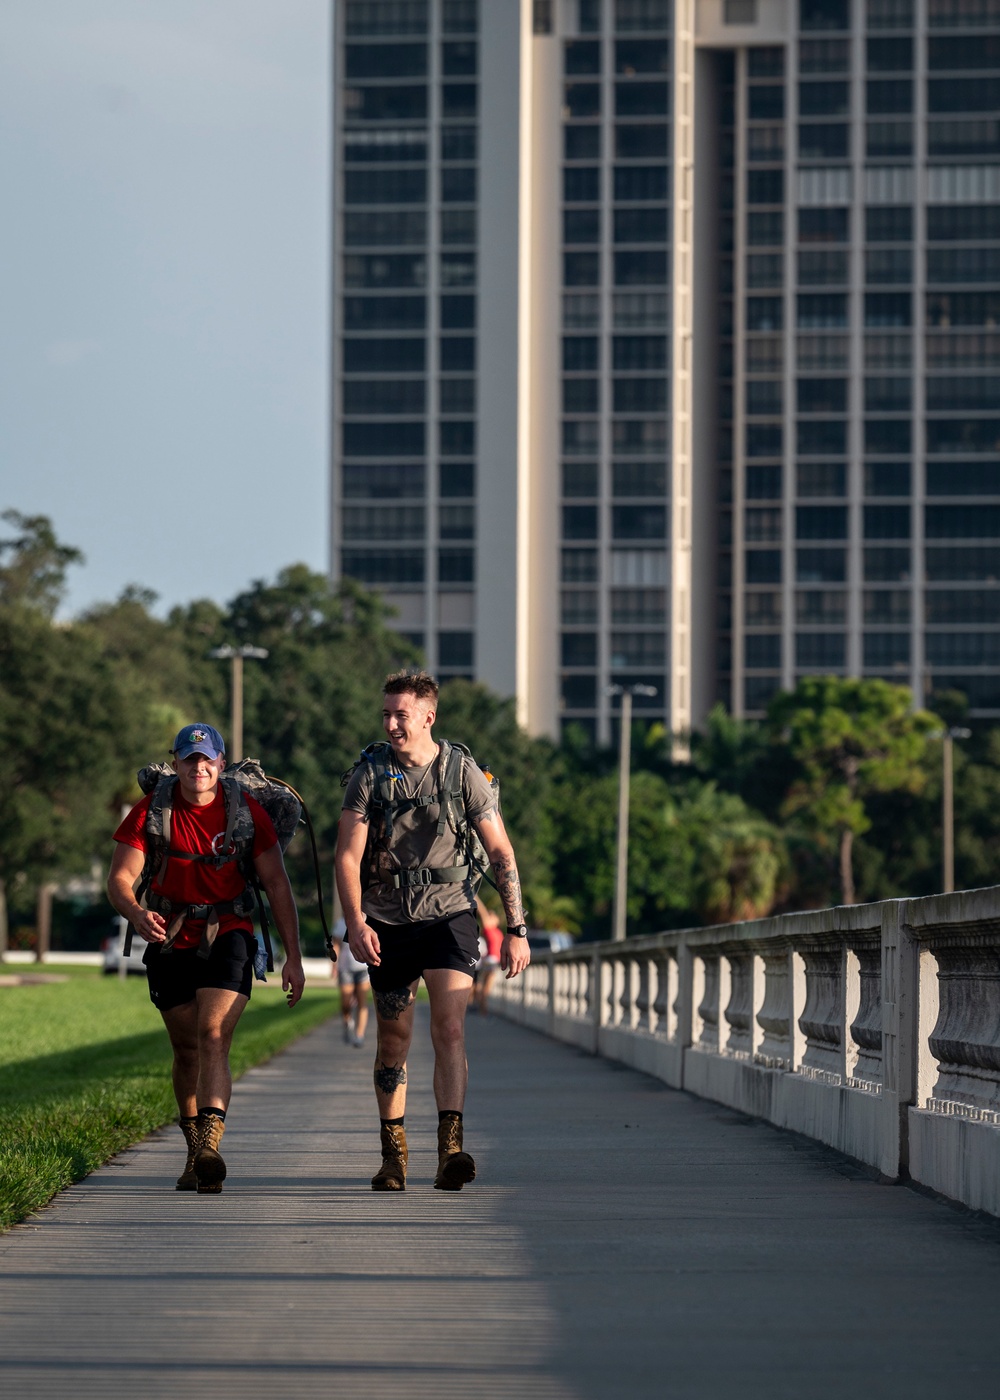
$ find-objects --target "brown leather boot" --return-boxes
[176,1119,199,1191]
[193,1112,227,1194]
[371,1122,408,1191]
[433,1112,476,1191]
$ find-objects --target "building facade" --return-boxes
[331,0,1000,742]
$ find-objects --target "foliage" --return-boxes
[768,677,939,905]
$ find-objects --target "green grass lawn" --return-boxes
[0,966,340,1230]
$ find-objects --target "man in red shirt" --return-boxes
[108,722,304,1194]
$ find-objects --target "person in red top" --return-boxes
[108,722,304,1194]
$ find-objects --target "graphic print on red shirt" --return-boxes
[114,787,278,950]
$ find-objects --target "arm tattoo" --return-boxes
[374,1061,407,1095]
[491,852,525,927]
[374,986,414,1021]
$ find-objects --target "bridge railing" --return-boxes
[493,886,1000,1216]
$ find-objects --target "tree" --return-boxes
[768,677,938,905]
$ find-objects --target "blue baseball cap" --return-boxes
[172,723,226,760]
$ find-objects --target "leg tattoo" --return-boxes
[374,986,414,1021]
[374,1061,407,1095]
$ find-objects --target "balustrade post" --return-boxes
[840,946,861,1082]
[676,937,694,1054]
[916,946,940,1113]
[789,949,807,1071]
[751,952,765,1059]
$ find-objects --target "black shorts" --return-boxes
[367,912,480,993]
[143,928,256,1013]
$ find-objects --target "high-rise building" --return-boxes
[331,0,1000,743]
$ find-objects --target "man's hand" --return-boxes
[131,907,168,944]
[348,919,381,967]
[282,956,305,1007]
[500,934,531,979]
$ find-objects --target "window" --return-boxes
[867,79,913,113]
[798,379,848,413]
[799,124,850,159]
[746,508,783,541]
[798,333,849,370]
[798,208,850,244]
[747,126,785,162]
[867,121,913,157]
[343,211,426,246]
[564,337,600,372]
[534,0,554,35]
[801,0,850,30]
[865,206,912,243]
[343,463,424,498]
[344,44,428,79]
[613,460,667,494]
[926,634,1000,666]
[344,169,426,205]
[563,419,600,454]
[613,292,668,327]
[345,2,428,36]
[865,377,911,411]
[747,465,783,498]
[868,0,915,26]
[797,633,847,667]
[616,39,670,73]
[797,505,849,538]
[439,504,475,539]
[798,251,850,286]
[441,167,476,202]
[747,170,784,204]
[441,126,476,160]
[926,546,1000,579]
[928,119,1000,157]
[563,293,600,329]
[344,129,427,163]
[614,0,671,32]
[926,461,1000,494]
[800,81,850,116]
[441,209,476,244]
[865,293,911,327]
[867,37,914,70]
[610,632,666,667]
[563,379,600,412]
[612,336,666,371]
[615,82,669,117]
[343,380,425,414]
[613,166,668,202]
[564,252,600,286]
[342,549,424,584]
[746,550,782,583]
[747,336,784,372]
[614,208,669,242]
[440,252,476,287]
[864,633,910,667]
[725,0,758,20]
[747,297,784,331]
[745,634,782,668]
[865,504,911,538]
[437,548,474,583]
[612,588,666,623]
[343,253,426,289]
[928,35,1000,69]
[613,505,667,538]
[565,125,601,160]
[750,48,784,77]
[439,378,474,414]
[798,420,848,454]
[344,85,428,122]
[342,421,424,455]
[798,590,847,622]
[561,677,597,710]
[865,333,911,369]
[866,249,912,285]
[927,292,1000,328]
[613,379,667,412]
[865,589,910,622]
[563,461,599,496]
[614,250,667,284]
[797,548,847,581]
[866,461,911,494]
[927,206,1000,242]
[561,633,598,667]
[562,548,598,582]
[439,632,474,668]
[748,211,784,246]
[439,420,475,455]
[615,124,669,158]
[562,589,599,624]
[565,82,601,118]
[749,85,785,120]
[928,250,1000,286]
[926,504,1000,537]
[864,546,911,580]
[747,424,783,457]
[798,294,848,328]
[342,337,425,373]
[925,590,1000,623]
[564,209,601,244]
[747,381,783,415]
[440,462,474,497]
[563,505,599,539]
[442,0,477,32]
[564,168,601,207]
[800,39,850,73]
[580,0,601,31]
[865,419,911,453]
[745,677,781,710]
[746,591,783,624]
[798,461,847,495]
[440,336,475,371]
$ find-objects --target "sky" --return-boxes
[0,0,331,618]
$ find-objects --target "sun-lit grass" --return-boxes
[0,967,340,1230]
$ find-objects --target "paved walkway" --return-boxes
[3,1006,1000,1399]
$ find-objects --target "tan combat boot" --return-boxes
[176,1118,200,1191]
[371,1122,408,1191]
[433,1112,476,1191]
[193,1112,227,1194]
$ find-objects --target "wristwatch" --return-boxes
[506,924,528,938]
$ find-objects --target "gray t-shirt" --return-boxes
[342,745,497,924]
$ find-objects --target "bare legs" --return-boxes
[161,988,248,1115]
[371,968,474,1118]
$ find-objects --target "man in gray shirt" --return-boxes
[336,670,530,1192]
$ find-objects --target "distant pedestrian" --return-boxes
[107,723,304,1194]
[333,918,370,1046]
[472,898,504,1015]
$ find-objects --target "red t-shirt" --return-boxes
[482,922,504,961]
[114,787,277,950]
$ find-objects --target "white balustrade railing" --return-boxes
[491,886,1000,1217]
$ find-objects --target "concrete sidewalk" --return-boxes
[2,1006,1000,1400]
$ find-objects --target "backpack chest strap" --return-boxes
[380,864,470,890]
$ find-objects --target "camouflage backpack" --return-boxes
[340,740,500,896]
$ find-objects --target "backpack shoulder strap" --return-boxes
[436,740,467,837]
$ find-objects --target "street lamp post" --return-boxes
[207,645,269,760]
[609,683,657,942]
[941,725,971,893]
